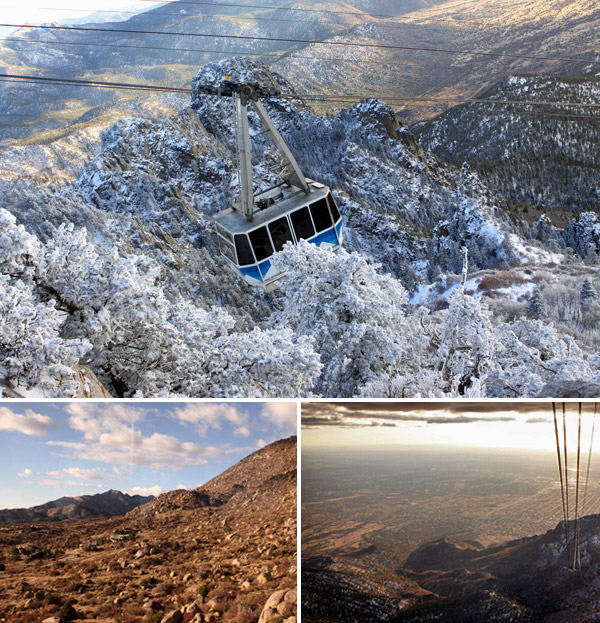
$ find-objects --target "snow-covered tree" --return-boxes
[580,277,598,314]
[0,277,90,396]
[131,304,320,398]
[0,210,89,395]
[0,211,321,397]
[0,209,40,276]
[270,241,411,397]
[527,287,547,319]
[488,318,595,397]
[435,289,497,396]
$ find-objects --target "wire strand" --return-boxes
[553,403,570,563]
[1,22,598,65]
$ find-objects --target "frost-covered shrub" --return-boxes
[0,276,89,396]
[0,209,89,396]
[270,241,411,397]
[0,210,320,397]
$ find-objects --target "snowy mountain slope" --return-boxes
[0,93,189,187]
[413,74,600,221]
[2,57,600,399]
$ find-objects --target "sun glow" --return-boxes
[301,402,599,454]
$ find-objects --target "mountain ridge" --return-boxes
[0,489,154,524]
[303,513,600,622]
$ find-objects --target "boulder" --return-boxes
[259,589,296,623]
[161,609,183,623]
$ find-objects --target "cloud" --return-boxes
[127,485,163,497]
[173,403,252,437]
[65,403,145,440]
[63,467,104,482]
[19,466,107,488]
[0,407,55,436]
[260,403,297,435]
[18,468,37,478]
[300,402,551,428]
[48,411,219,470]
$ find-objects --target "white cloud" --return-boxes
[18,468,37,478]
[65,403,145,440]
[260,403,297,435]
[19,466,106,489]
[127,485,163,497]
[48,409,220,470]
[63,467,104,481]
[235,426,251,438]
[0,407,55,436]
[173,403,251,437]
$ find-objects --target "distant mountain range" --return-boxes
[0,489,154,523]
[303,514,600,623]
[0,437,297,525]
[1,0,598,143]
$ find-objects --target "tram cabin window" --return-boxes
[218,237,237,264]
[326,193,341,222]
[248,226,274,262]
[290,206,316,240]
[309,198,333,233]
[216,224,233,243]
[268,216,294,252]
[234,234,255,266]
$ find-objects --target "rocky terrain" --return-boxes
[0,436,297,623]
[0,490,154,525]
[303,513,600,623]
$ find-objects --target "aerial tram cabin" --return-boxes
[197,78,343,291]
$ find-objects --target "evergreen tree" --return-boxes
[527,288,547,319]
[580,277,598,315]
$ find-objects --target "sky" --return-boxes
[1,0,165,37]
[0,401,297,509]
[302,401,599,454]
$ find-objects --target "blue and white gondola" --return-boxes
[215,181,343,291]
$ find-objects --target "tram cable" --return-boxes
[2,72,600,115]
[1,22,598,66]
[573,402,582,572]
[553,403,571,566]
[582,403,597,516]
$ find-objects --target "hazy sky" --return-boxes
[1,1,164,37]
[302,401,599,453]
[0,401,297,509]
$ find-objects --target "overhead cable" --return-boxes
[1,22,598,65]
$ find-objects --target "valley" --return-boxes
[302,440,600,622]
[302,445,568,561]
[2,0,599,143]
